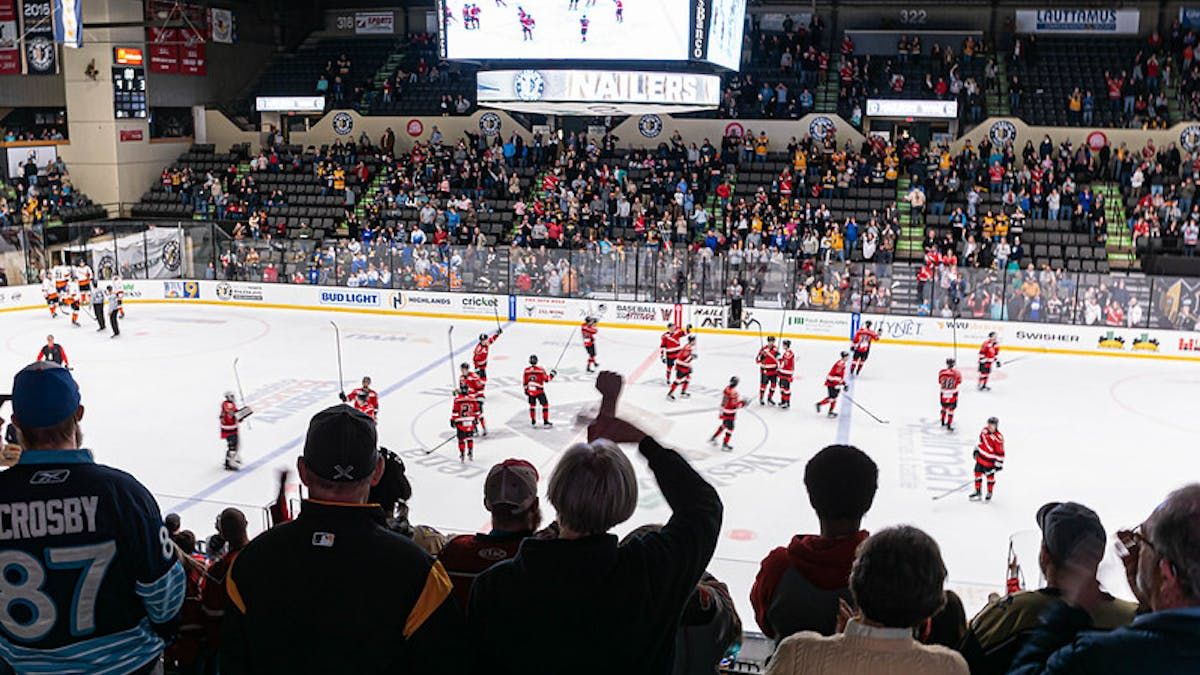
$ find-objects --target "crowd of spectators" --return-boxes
[1,153,97,226]
[3,365,1198,674]
[1,124,67,143]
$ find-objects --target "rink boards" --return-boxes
[4,279,1199,362]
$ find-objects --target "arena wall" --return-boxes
[5,279,1196,361]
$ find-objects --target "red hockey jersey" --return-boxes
[674,344,695,373]
[523,366,554,395]
[719,386,746,420]
[220,400,239,439]
[979,338,1000,365]
[581,322,597,347]
[462,371,486,398]
[976,428,1005,469]
[660,328,684,357]
[778,349,796,380]
[756,345,779,374]
[451,393,480,432]
[938,367,962,401]
[349,387,379,420]
[824,360,848,388]
[474,334,499,369]
[852,327,881,352]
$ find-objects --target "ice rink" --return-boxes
[2,302,1195,625]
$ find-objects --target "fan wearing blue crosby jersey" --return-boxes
[0,362,185,674]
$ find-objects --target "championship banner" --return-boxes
[1014,9,1140,34]
[52,0,81,48]
[179,26,206,75]
[147,27,179,73]
[19,0,57,74]
[90,228,186,280]
[0,0,19,74]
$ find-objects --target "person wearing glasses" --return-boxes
[1008,484,1200,674]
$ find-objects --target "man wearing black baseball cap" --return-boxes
[0,362,185,674]
[960,501,1136,675]
[221,404,467,674]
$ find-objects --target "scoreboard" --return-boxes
[112,47,148,119]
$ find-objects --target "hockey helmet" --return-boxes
[460,362,470,371]
[946,358,956,367]
[987,416,999,426]
[729,376,739,386]
[667,321,676,329]
[864,320,873,328]
[988,331,997,338]
[479,333,488,341]
[766,336,776,342]
[840,350,850,358]
[361,376,371,387]
[529,354,538,365]
[224,391,236,402]
[782,339,791,348]
[687,334,697,343]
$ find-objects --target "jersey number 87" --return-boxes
[0,540,117,641]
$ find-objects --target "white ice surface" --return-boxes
[3,303,1195,627]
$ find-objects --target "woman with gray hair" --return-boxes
[765,526,968,675]
[468,372,723,674]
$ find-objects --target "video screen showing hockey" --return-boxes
[437,0,690,61]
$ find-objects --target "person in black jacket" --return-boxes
[468,371,723,674]
[220,405,467,674]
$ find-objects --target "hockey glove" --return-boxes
[973,450,980,462]
[550,369,557,377]
[339,391,348,402]
[996,360,1002,368]
[496,328,503,335]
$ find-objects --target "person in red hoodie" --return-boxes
[750,444,878,642]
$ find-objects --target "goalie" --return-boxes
[220,391,253,471]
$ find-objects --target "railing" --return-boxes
[2,221,1198,332]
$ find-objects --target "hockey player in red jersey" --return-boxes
[709,376,749,450]
[459,362,489,436]
[340,376,379,420]
[220,392,253,471]
[778,339,796,409]
[474,329,502,380]
[667,335,696,400]
[660,322,685,383]
[451,384,480,462]
[36,335,69,367]
[756,336,780,405]
[978,332,1001,390]
[815,351,850,417]
[850,320,881,376]
[523,354,555,427]
[970,416,1005,501]
[581,317,599,372]
[938,358,963,431]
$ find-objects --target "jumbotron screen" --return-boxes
[436,0,744,68]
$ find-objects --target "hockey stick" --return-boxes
[840,391,890,424]
[422,435,457,455]
[447,326,457,392]
[931,479,974,501]
[492,304,502,332]
[233,357,252,430]
[748,318,764,348]
[552,325,575,371]
[952,316,959,362]
[777,308,786,341]
[1002,354,1033,366]
[331,321,345,395]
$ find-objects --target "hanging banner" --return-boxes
[1014,9,1140,34]
[0,0,19,74]
[20,0,57,74]
[146,27,179,73]
[89,228,185,280]
[53,0,81,48]
[179,26,206,75]
[210,7,233,43]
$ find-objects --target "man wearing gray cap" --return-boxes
[438,458,542,609]
[0,362,185,674]
[961,501,1136,674]
[220,404,467,674]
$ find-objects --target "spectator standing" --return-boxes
[765,526,968,674]
[960,502,1137,675]
[0,362,185,673]
[198,508,250,669]
[221,405,466,673]
[751,445,878,641]
[1009,484,1200,674]
[468,372,723,674]
[438,458,541,609]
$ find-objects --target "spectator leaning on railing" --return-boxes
[221,405,466,674]
[0,362,185,674]
[1009,483,1200,674]
[765,526,968,675]
[467,371,723,674]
